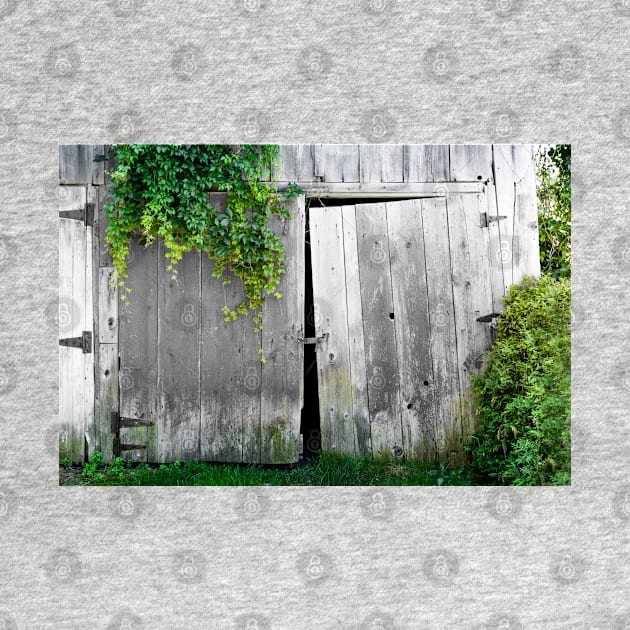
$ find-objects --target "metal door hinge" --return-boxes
[477,313,502,323]
[59,202,95,226]
[111,411,154,433]
[59,331,92,353]
[480,212,507,228]
[112,436,147,457]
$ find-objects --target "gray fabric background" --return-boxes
[0,0,628,628]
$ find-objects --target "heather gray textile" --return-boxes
[0,1,628,628]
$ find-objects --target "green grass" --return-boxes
[59,451,478,486]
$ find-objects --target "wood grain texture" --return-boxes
[157,244,201,462]
[200,193,244,463]
[421,197,461,463]
[97,180,114,267]
[96,343,117,462]
[59,186,89,464]
[493,144,540,289]
[404,145,450,182]
[446,194,494,452]
[59,145,95,185]
[449,145,494,182]
[118,239,159,463]
[484,183,507,313]
[387,199,437,462]
[98,267,118,343]
[359,144,405,183]
[260,197,304,464]
[310,205,355,454]
[355,203,402,458]
[313,144,360,182]
[340,205,370,455]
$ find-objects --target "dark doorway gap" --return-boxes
[300,200,321,459]
[308,196,427,207]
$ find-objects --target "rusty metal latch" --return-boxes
[59,331,92,353]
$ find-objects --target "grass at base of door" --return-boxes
[59,451,478,486]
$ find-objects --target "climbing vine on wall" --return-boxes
[104,144,299,354]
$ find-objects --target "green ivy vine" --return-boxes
[104,144,300,358]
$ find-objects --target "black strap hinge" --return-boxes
[477,313,502,323]
[480,212,508,228]
[59,202,94,226]
[59,331,92,353]
[111,411,153,433]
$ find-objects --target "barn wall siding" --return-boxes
[58,144,539,464]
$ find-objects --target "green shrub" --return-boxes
[465,275,571,485]
[536,144,571,279]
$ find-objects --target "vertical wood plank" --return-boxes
[92,144,105,185]
[118,239,159,462]
[157,245,201,462]
[97,173,114,267]
[359,144,405,183]
[59,145,94,185]
[355,203,402,458]
[449,145,494,182]
[96,343,117,462]
[98,267,118,343]
[404,145,450,182]
[310,205,355,455]
[200,194,245,463]
[59,186,88,464]
[340,205,370,455]
[446,194,495,452]
[240,307,263,464]
[83,190,95,458]
[484,183,507,313]
[386,199,438,462]
[493,144,540,289]
[421,197,461,464]
[314,144,360,182]
[260,197,305,464]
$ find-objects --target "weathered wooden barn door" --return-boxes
[310,193,497,463]
[116,194,305,464]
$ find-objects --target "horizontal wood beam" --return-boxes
[262,182,485,198]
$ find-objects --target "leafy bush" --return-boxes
[465,275,571,485]
[536,144,571,278]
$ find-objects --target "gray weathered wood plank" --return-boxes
[59,145,95,185]
[310,205,355,455]
[59,186,89,463]
[421,197,461,464]
[355,203,402,458]
[92,144,105,185]
[340,205,370,455]
[97,184,114,267]
[386,199,437,462]
[313,144,360,182]
[493,145,540,288]
[118,238,159,462]
[157,244,201,462]
[404,145,450,182]
[98,267,118,343]
[359,144,405,183]
[484,183,507,313]
[96,343,117,462]
[449,144,494,182]
[200,193,245,463]
[260,197,304,464]
[446,194,494,452]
